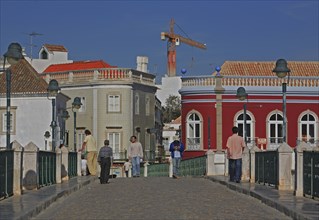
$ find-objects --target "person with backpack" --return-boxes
[169,137,185,179]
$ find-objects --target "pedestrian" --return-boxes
[123,159,131,177]
[81,154,88,176]
[127,135,143,177]
[79,129,97,176]
[98,139,113,184]
[226,126,246,183]
[169,137,184,179]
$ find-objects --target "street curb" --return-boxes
[17,176,97,220]
[205,176,311,220]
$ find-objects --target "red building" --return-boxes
[179,61,319,159]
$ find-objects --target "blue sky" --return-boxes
[1,0,318,82]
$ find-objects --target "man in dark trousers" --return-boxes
[98,139,113,184]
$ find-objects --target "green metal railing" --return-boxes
[255,151,278,187]
[303,151,319,199]
[68,152,78,178]
[0,150,14,199]
[143,155,207,177]
[179,156,206,176]
[38,151,56,187]
[147,162,170,177]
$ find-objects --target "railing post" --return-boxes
[250,145,261,183]
[22,142,38,191]
[295,142,311,196]
[169,157,173,178]
[277,142,293,190]
[61,146,69,181]
[12,141,23,195]
[206,150,225,176]
[242,146,250,182]
[77,151,82,176]
[144,162,149,177]
[55,147,62,184]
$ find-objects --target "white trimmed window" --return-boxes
[186,112,202,150]
[108,132,121,159]
[135,94,139,115]
[145,96,150,116]
[108,95,120,112]
[267,112,283,149]
[2,112,14,133]
[78,97,86,112]
[235,112,253,147]
[300,112,317,144]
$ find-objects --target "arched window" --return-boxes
[235,112,253,147]
[186,112,202,150]
[41,50,48,59]
[299,112,317,144]
[267,112,283,149]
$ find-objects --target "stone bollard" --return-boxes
[144,162,149,177]
[224,150,229,176]
[169,157,173,177]
[12,141,23,195]
[22,142,39,191]
[55,147,62,184]
[295,142,315,196]
[277,142,293,190]
[206,150,225,176]
[241,146,250,182]
[61,146,69,181]
[77,151,82,176]
[249,145,261,183]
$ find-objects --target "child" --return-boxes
[81,154,88,176]
[123,159,131,178]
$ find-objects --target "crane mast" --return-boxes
[161,18,206,77]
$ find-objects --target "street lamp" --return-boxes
[236,87,248,145]
[61,109,70,145]
[2,43,23,149]
[273,59,291,143]
[72,97,82,151]
[47,79,60,151]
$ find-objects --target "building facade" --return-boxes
[41,62,159,161]
[179,61,319,159]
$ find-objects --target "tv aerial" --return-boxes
[25,31,43,59]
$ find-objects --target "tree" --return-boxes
[163,95,181,123]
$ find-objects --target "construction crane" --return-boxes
[161,18,206,77]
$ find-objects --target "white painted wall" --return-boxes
[156,76,181,106]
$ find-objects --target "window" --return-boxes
[2,111,15,134]
[299,112,317,144]
[41,50,48,59]
[108,132,121,159]
[78,97,86,112]
[108,95,120,112]
[145,96,150,116]
[235,112,253,147]
[77,130,85,151]
[186,112,202,150]
[267,112,283,149]
[135,94,139,115]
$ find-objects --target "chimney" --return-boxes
[136,56,148,73]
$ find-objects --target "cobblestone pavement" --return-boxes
[33,177,291,220]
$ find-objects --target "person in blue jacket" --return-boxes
[169,137,185,179]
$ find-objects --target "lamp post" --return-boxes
[273,59,290,143]
[2,43,23,149]
[61,109,70,144]
[236,87,248,145]
[47,79,60,152]
[72,97,82,151]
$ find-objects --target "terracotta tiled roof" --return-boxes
[216,61,319,77]
[0,59,48,95]
[43,44,68,52]
[43,60,116,73]
[172,116,181,124]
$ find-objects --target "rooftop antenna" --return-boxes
[26,31,43,60]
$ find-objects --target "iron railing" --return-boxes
[179,155,206,176]
[0,150,14,200]
[146,162,169,177]
[255,151,278,187]
[303,151,319,199]
[38,151,56,188]
[68,152,77,178]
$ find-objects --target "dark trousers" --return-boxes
[100,157,111,184]
[229,158,242,182]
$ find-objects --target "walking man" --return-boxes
[127,136,143,177]
[80,130,97,176]
[226,126,245,183]
[98,139,113,184]
[169,137,184,179]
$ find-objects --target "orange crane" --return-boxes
[161,18,207,77]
